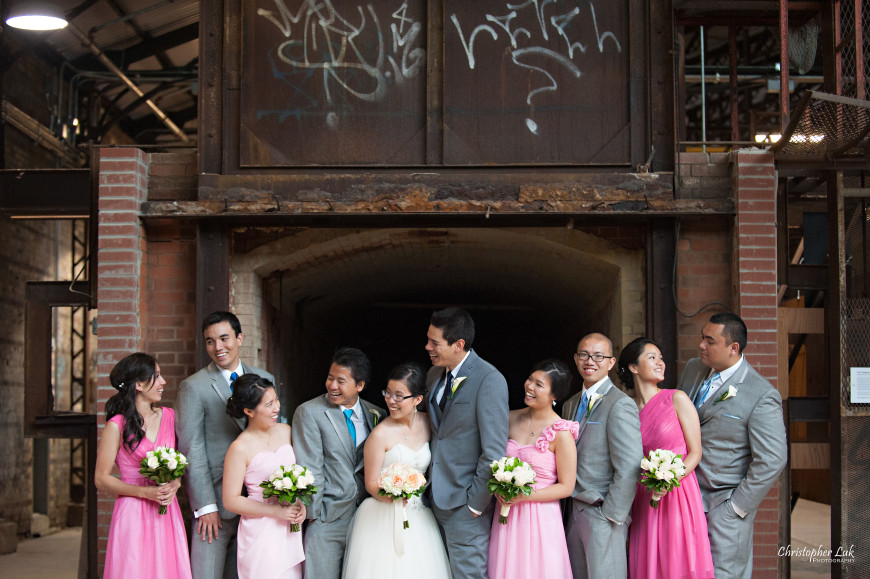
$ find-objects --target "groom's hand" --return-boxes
[467,506,481,518]
[197,512,222,543]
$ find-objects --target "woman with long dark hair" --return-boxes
[487,359,578,579]
[618,338,714,579]
[95,352,191,579]
[222,374,305,579]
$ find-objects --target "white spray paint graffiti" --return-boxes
[256,0,425,126]
[450,1,621,134]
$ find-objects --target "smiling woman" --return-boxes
[222,374,306,579]
[94,352,192,579]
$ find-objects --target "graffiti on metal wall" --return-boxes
[450,0,621,135]
[257,0,425,128]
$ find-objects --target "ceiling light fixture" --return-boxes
[6,2,68,31]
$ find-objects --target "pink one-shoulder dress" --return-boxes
[488,419,579,579]
[629,389,715,578]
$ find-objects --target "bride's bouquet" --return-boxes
[487,456,536,524]
[378,463,427,529]
[138,446,188,515]
[639,448,687,508]
[260,464,318,531]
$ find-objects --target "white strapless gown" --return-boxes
[342,442,452,579]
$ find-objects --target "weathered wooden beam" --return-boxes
[0,169,90,218]
[143,171,731,218]
[144,196,731,218]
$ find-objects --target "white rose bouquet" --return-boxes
[487,456,536,524]
[378,463,427,529]
[260,464,318,532]
[639,448,687,508]
[138,446,189,515]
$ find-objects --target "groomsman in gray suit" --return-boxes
[293,347,384,579]
[678,312,787,579]
[177,311,275,579]
[562,332,642,579]
[426,307,509,579]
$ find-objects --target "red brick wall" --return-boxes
[141,220,198,400]
[676,150,782,577]
[95,149,199,572]
[733,149,781,577]
[95,148,149,568]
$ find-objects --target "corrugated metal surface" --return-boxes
[44,0,198,64]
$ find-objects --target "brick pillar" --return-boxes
[733,149,781,577]
[95,147,149,571]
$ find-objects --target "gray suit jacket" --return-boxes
[427,349,509,512]
[678,357,787,513]
[291,394,384,523]
[176,362,274,520]
[561,378,642,524]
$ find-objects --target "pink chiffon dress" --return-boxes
[236,443,305,579]
[103,408,192,579]
[488,419,579,579]
[629,389,715,579]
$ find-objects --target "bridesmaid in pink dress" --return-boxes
[223,374,306,579]
[617,338,714,579]
[488,359,579,579]
[95,353,191,579]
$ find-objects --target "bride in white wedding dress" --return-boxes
[342,363,452,579]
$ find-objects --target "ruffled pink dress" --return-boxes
[629,389,715,578]
[103,408,192,579]
[237,443,305,579]
[488,419,579,579]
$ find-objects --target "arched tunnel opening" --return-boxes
[232,226,645,416]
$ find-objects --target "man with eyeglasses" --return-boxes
[561,333,642,579]
[292,347,385,579]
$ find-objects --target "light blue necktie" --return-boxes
[344,409,357,447]
[694,372,721,408]
[229,371,238,392]
[575,391,589,422]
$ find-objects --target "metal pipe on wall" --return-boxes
[65,23,190,144]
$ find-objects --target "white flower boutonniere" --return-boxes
[714,385,738,405]
[448,376,467,400]
[586,393,604,418]
[369,408,381,426]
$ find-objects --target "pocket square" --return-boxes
[722,413,743,420]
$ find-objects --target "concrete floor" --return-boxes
[0,499,833,578]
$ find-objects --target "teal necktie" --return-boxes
[344,409,357,446]
[229,371,238,392]
[575,391,589,422]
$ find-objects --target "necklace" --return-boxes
[527,411,539,437]
[249,427,271,447]
[401,409,417,440]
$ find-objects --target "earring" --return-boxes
[552,400,556,407]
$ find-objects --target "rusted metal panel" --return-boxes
[195,222,230,370]
[240,0,428,166]
[200,0,224,175]
[443,0,633,164]
[227,0,648,168]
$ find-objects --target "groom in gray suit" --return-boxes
[293,347,384,579]
[678,312,787,579]
[177,311,275,579]
[426,307,508,579]
[561,332,642,579]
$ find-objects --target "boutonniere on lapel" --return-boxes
[447,377,467,400]
[714,385,738,405]
[369,408,381,426]
[586,393,604,418]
